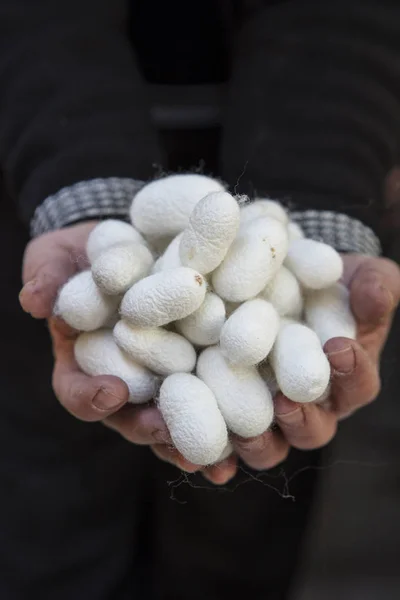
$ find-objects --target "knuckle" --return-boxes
[294,420,337,451]
[234,431,271,455]
[250,445,290,471]
[276,406,306,430]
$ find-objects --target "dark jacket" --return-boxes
[0,0,400,240]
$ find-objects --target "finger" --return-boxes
[20,242,77,319]
[53,361,128,422]
[232,429,289,471]
[202,455,238,485]
[151,444,202,473]
[325,337,381,418]
[104,405,171,446]
[50,318,128,421]
[274,394,337,450]
[350,257,400,326]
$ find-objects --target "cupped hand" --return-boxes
[19,223,237,484]
[20,231,400,485]
[231,254,400,472]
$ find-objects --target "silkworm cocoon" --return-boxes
[243,217,289,273]
[74,329,158,403]
[260,266,303,317]
[158,373,228,465]
[239,199,288,229]
[121,267,207,327]
[179,191,240,274]
[197,346,274,438]
[287,221,305,242]
[56,271,119,331]
[130,174,225,238]
[86,220,146,263]
[92,243,154,295]
[220,299,280,367]
[305,283,356,345]
[270,322,331,403]
[285,239,343,290]
[151,233,183,274]
[113,320,196,375]
[175,292,225,346]
[212,217,287,301]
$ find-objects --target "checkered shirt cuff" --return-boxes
[30,178,144,237]
[290,210,382,256]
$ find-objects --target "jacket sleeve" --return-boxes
[222,0,400,255]
[0,0,162,235]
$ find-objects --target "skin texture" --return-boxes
[20,222,400,484]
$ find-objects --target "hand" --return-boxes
[19,223,237,484]
[21,232,399,485]
[20,222,130,419]
[232,254,400,473]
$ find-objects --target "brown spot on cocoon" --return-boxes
[195,274,203,286]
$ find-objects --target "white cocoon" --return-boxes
[305,282,357,345]
[179,191,240,274]
[86,220,145,263]
[220,298,280,367]
[176,292,226,346]
[211,224,276,302]
[287,221,305,242]
[197,346,274,438]
[285,239,343,289]
[158,373,228,466]
[74,329,158,403]
[151,233,183,274]
[92,243,154,295]
[239,199,288,229]
[130,174,225,238]
[242,217,289,275]
[56,271,119,331]
[120,267,207,327]
[113,320,196,376]
[260,266,303,317]
[270,322,331,403]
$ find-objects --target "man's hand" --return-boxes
[20,222,130,419]
[20,228,400,485]
[230,254,400,472]
[19,223,237,484]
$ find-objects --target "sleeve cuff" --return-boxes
[290,209,382,257]
[30,177,144,237]
[31,180,382,258]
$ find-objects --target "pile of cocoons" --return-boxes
[56,174,357,467]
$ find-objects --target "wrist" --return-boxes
[30,178,144,237]
[289,209,381,256]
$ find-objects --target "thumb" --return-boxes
[20,236,77,319]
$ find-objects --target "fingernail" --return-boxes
[92,388,126,411]
[327,345,356,374]
[274,395,300,417]
[152,429,170,444]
